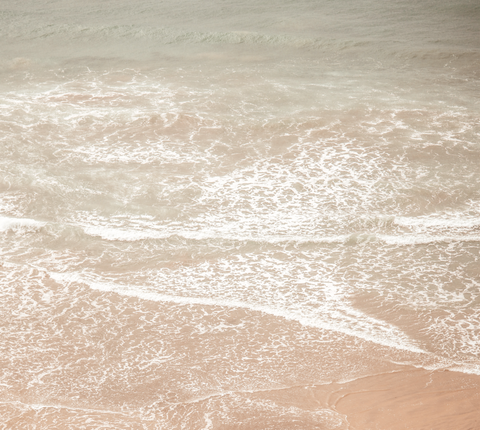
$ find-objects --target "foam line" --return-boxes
[0,216,46,232]
[81,224,480,245]
[394,216,480,229]
[49,271,426,356]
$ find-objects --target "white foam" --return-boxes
[81,225,168,241]
[81,223,350,243]
[0,216,46,233]
[447,363,480,376]
[395,215,480,229]
[81,222,480,246]
[379,233,480,245]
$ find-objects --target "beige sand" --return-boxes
[326,368,480,430]
[230,368,480,430]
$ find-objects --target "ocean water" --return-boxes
[1,0,479,428]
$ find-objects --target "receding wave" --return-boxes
[49,270,426,355]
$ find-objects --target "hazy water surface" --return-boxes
[1,0,479,428]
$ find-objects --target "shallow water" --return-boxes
[1,0,479,428]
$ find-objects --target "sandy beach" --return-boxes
[1,278,479,429]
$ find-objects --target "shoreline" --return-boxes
[2,367,479,429]
[332,368,480,430]
[2,278,479,428]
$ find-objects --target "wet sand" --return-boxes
[332,369,480,430]
[2,368,479,429]
[1,273,479,429]
[213,369,480,430]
